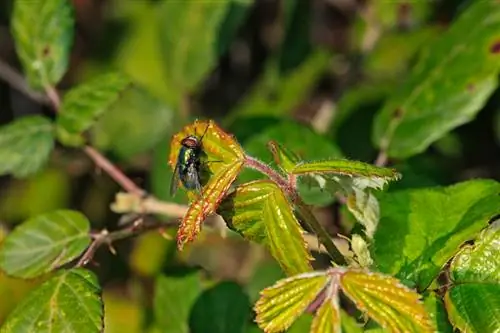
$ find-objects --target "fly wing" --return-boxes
[170,164,181,197]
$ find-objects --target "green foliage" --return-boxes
[219,180,312,275]
[11,0,73,89]
[189,281,251,333]
[373,1,500,158]
[444,221,500,332]
[154,271,202,333]
[0,210,91,278]
[0,269,103,333]
[0,116,54,178]
[56,72,131,146]
[373,179,500,290]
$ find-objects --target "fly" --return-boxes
[170,123,210,197]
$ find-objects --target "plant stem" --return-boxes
[244,154,347,265]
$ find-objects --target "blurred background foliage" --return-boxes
[0,0,499,332]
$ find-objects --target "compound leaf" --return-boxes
[11,0,73,89]
[0,210,91,278]
[373,1,500,158]
[56,72,131,147]
[0,116,54,178]
[340,270,433,333]
[0,269,103,333]
[373,179,500,290]
[444,221,500,333]
[255,272,328,333]
[218,180,312,275]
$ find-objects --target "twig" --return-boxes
[0,58,50,104]
[374,150,388,167]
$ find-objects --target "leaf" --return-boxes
[444,221,500,332]
[267,141,300,174]
[290,159,400,237]
[310,299,341,333]
[227,50,332,123]
[169,120,245,248]
[255,272,328,332]
[241,119,343,206]
[0,210,91,278]
[91,85,176,159]
[154,270,202,333]
[216,0,253,55]
[0,268,103,333]
[158,0,230,93]
[56,72,131,147]
[340,270,434,333]
[218,180,313,275]
[372,1,500,158]
[373,179,500,290]
[423,293,453,333]
[189,281,250,333]
[11,0,73,89]
[0,116,54,178]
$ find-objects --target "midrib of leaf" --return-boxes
[47,273,65,333]
[64,277,100,332]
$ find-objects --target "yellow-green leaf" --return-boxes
[11,0,73,89]
[340,270,434,333]
[310,299,341,333]
[255,272,328,333]
[56,72,131,147]
[218,180,312,275]
[291,159,400,180]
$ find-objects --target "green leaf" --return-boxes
[0,210,91,278]
[444,221,500,332]
[216,0,253,55]
[373,179,500,290]
[158,0,230,93]
[189,281,250,333]
[0,268,103,333]
[56,72,131,147]
[241,119,343,206]
[91,86,176,159]
[340,270,434,333]
[246,260,285,304]
[255,272,328,332]
[290,159,400,237]
[154,271,202,333]
[218,180,313,275]
[227,50,332,123]
[0,116,54,178]
[11,0,73,89]
[373,1,500,158]
[423,293,453,333]
[310,298,341,333]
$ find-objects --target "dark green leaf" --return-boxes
[0,210,91,278]
[423,293,453,333]
[154,271,202,333]
[373,1,500,158]
[56,72,131,146]
[158,0,230,93]
[11,0,73,89]
[216,0,253,55]
[444,221,500,332]
[0,269,103,333]
[0,116,54,178]
[91,86,176,159]
[218,180,313,275]
[373,179,500,290]
[189,281,250,333]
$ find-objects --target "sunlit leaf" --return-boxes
[340,270,433,333]
[56,72,131,146]
[373,179,500,290]
[0,210,91,278]
[154,271,202,333]
[373,1,500,158]
[290,160,400,180]
[255,271,328,332]
[190,281,250,333]
[0,269,103,333]
[310,298,341,333]
[0,116,54,178]
[444,221,500,332]
[218,180,312,275]
[267,141,300,174]
[11,0,73,89]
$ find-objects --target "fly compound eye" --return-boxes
[181,136,199,148]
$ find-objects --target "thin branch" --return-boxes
[374,150,388,167]
[0,58,50,104]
